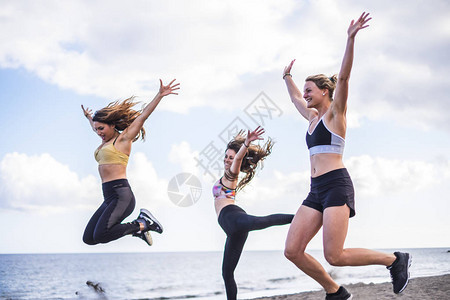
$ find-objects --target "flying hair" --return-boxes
[92,97,146,142]
[226,133,273,192]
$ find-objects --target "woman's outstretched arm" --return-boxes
[332,12,371,116]
[283,59,316,121]
[81,105,95,132]
[228,126,265,176]
[122,79,180,142]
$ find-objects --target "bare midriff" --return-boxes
[310,153,345,178]
[215,199,236,217]
[98,164,127,183]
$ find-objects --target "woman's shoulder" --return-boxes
[307,109,319,122]
[112,133,133,155]
[221,175,238,190]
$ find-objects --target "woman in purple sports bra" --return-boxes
[282,13,411,299]
[81,79,179,247]
[213,126,294,300]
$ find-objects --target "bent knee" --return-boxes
[222,270,234,281]
[284,245,304,262]
[324,252,345,266]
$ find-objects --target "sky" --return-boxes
[0,0,449,254]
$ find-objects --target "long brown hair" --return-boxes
[226,134,273,192]
[92,97,145,142]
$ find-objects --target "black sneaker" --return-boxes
[138,208,163,234]
[387,252,412,294]
[325,286,352,300]
[132,230,153,246]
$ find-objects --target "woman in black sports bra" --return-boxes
[213,127,294,300]
[282,13,411,299]
[81,79,179,247]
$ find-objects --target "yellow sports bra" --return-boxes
[94,138,129,166]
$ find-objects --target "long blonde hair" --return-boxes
[92,97,145,142]
[226,135,273,192]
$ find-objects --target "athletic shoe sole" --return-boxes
[326,293,352,299]
[397,254,412,293]
[132,230,153,246]
[142,231,153,246]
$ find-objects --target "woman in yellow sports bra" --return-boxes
[81,79,179,246]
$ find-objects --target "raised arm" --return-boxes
[283,59,316,121]
[122,79,180,142]
[81,105,95,132]
[229,126,265,175]
[332,12,371,115]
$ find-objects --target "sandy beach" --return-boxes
[250,274,450,299]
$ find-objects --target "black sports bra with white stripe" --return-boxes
[306,116,345,156]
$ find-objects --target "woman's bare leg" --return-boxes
[284,205,340,293]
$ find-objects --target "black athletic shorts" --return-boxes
[302,168,355,218]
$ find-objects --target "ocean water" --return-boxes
[0,248,449,300]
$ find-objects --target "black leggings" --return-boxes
[83,179,140,245]
[218,204,294,300]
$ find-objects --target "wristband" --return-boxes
[283,73,292,79]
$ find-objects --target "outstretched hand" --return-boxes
[81,105,93,119]
[283,59,296,77]
[246,126,265,145]
[348,12,371,39]
[235,129,246,140]
[159,79,180,97]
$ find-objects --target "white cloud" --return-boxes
[345,155,446,198]
[236,169,310,212]
[127,152,169,209]
[0,0,297,112]
[233,154,450,248]
[1,147,449,252]
[0,152,100,212]
[0,0,449,127]
[168,140,227,186]
[343,154,450,248]
[165,139,449,217]
[0,151,172,213]
[168,141,200,175]
[346,1,450,130]
[239,155,448,211]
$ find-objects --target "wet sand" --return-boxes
[250,274,450,299]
